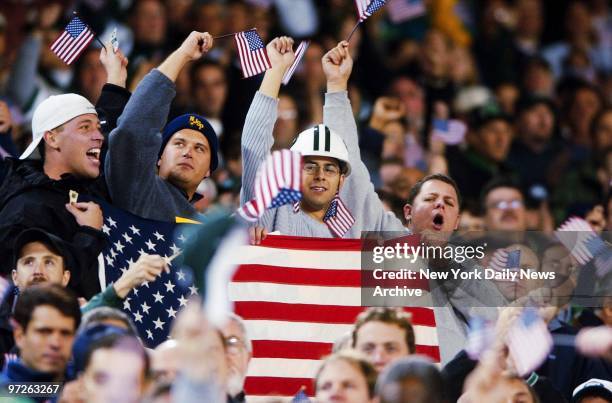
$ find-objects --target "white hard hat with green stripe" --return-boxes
[290,124,351,176]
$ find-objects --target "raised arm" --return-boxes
[240,37,295,204]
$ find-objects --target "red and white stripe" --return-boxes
[234,31,272,78]
[282,41,310,85]
[50,26,94,65]
[229,235,440,400]
[238,150,302,222]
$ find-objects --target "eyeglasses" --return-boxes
[488,199,524,210]
[225,335,247,355]
[303,162,340,177]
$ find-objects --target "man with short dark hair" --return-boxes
[190,59,228,136]
[481,177,527,232]
[446,102,515,208]
[352,307,416,372]
[0,284,81,388]
[81,333,149,403]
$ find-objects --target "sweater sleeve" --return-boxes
[240,92,278,204]
[96,84,131,136]
[104,69,175,210]
[323,91,405,232]
[81,284,123,314]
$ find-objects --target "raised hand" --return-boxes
[100,43,129,88]
[65,202,103,230]
[112,254,168,298]
[322,41,353,92]
[266,36,296,72]
[369,97,405,131]
[177,31,214,62]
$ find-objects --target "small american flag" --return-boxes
[488,249,521,279]
[234,29,272,78]
[238,150,302,222]
[282,41,310,85]
[555,217,611,276]
[291,388,312,402]
[50,17,95,65]
[97,200,193,348]
[465,316,495,360]
[506,308,553,376]
[323,195,356,238]
[355,0,387,22]
[387,0,426,24]
[431,118,467,145]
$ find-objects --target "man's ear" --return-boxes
[61,269,71,287]
[337,174,346,191]
[43,131,60,151]
[12,320,25,349]
[11,269,18,286]
[403,203,413,222]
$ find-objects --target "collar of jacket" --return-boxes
[4,359,60,383]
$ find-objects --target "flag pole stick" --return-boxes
[214,27,257,40]
[346,21,361,42]
[72,11,107,50]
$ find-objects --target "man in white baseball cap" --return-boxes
[0,45,130,298]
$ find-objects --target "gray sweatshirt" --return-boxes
[104,69,199,222]
[241,90,406,236]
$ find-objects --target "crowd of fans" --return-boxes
[0,0,610,402]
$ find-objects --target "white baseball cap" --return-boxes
[21,93,97,159]
[572,378,612,403]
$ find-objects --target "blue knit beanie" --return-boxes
[160,113,219,172]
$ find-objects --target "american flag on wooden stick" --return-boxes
[50,17,95,65]
[237,150,302,222]
[354,0,387,22]
[229,235,440,400]
[234,29,272,78]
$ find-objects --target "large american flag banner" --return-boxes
[229,235,440,401]
[354,0,387,22]
[50,17,95,65]
[234,29,272,78]
[97,200,194,348]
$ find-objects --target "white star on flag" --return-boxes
[178,295,188,307]
[166,306,177,318]
[153,317,165,330]
[122,233,133,244]
[153,231,165,241]
[153,291,164,303]
[189,285,198,295]
[141,302,151,314]
[133,311,143,323]
[123,297,131,311]
[164,281,175,293]
[129,225,141,235]
[170,243,181,255]
[102,224,110,235]
[146,329,153,340]
[177,270,186,281]
[114,240,125,253]
[145,239,156,250]
[108,217,117,227]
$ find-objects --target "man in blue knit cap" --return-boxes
[104,31,218,221]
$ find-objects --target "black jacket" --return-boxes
[0,84,130,299]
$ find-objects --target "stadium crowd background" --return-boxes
[0,0,610,402]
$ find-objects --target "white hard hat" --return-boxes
[290,124,351,176]
[22,93,97,159]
